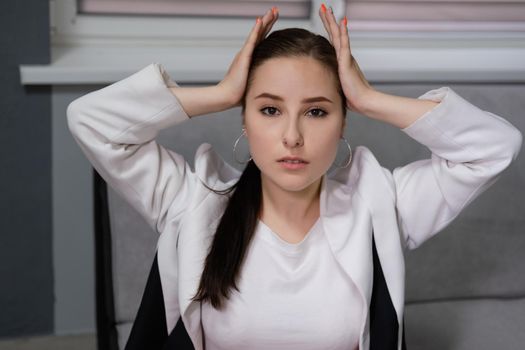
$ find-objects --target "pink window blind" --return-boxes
[344,0,525,31]
[78,0,525,31]
[346,0,524,21]
[78,0,311,18]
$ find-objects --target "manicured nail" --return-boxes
[320,3,326,13]
[256,16,261,24]
[343,16,347,26]
[272,6,278,15]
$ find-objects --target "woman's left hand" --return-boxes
[319,4,374,113]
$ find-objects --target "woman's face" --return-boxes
[243,56,346,193]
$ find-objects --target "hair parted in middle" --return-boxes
[242,27,346,116]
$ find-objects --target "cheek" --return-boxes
[244,121,273,159]
[309,123,341,150]
[312,137,339,166]
[249,134,269,153]
[252,134,279,164]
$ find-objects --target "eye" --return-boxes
[260,106,280,116]
[307,107,327,118]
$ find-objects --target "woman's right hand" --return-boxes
[217,7,280,108]
[170,7,279,118]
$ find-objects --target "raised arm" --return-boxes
[318,5,522,249]
[67,63,197,234]
[66,7,280,234]
[374,87,522,249]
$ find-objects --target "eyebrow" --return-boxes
[254,92,333,104]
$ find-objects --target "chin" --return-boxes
[280,181,311,192]
[270,173,320,192]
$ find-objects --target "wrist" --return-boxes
[215,82,241,111]
[353,87,379,116]
[212,84,238,111]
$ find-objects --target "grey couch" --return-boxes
[94,84,525,350]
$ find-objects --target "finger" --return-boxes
[261,7,279,39]
[241,15,263,53]
[318,4,333,44]
[326,6,341,55]
[339,16,352,62]
[256,8,274,42]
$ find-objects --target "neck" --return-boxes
[259,175,324,225]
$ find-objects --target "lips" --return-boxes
[278,156,309,163]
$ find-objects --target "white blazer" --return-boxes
[67,63,522,350]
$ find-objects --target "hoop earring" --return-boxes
[336,137,353,168]
[233,128,252,164]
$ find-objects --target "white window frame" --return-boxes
[19,0,525,84]
[52,0,525,45]
[51,0,315,47]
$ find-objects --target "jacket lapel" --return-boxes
[322,146,406,349]
[352,146,406,348]
[176,186,234,350]
[177,145,243,350]
[320,171,373,349]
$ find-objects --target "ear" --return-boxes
[241,112,249,133]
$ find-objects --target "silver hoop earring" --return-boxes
[336,137,352,168]
[232,128,252,164]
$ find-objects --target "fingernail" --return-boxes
[272,6,278,15]
[256,16,261,24]
[343,16,347,26]
[329,6,334,13]
[320,3,326,13]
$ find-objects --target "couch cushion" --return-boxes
[405,297,525,350]
[116,322,133,350]
[108,186,158,324]
[405,216,525,302]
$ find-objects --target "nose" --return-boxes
[282,119,304,148]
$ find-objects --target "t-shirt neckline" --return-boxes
[256,217,322,255]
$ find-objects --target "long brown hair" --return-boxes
[191,27,346,309]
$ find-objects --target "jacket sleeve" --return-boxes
[67,63,196,234]
[389,87,523,250]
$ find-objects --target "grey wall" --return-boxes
[0,1,53,339]
[52,86,97,334]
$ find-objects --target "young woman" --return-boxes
[67,5,522,350]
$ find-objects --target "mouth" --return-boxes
[277,157,309,170]
[277,157,309,164]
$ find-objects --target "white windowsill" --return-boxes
[20,35,525,85]
[26,0,525,85]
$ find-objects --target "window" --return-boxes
[78,0,311,18]
[52,0,312,47]
[52,0,525,49]
[38,0,524,85]
[343,0,525,32]
[72,0,525,34]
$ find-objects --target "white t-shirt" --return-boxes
[201,217,362,350]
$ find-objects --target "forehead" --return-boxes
[248,56,338,99]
